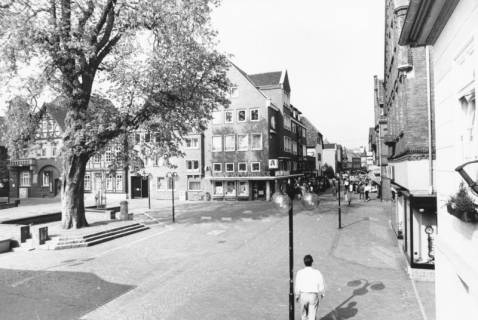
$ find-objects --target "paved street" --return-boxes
[0,191,434,320]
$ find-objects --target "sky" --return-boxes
[211,0,385,150]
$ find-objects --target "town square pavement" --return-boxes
[0,190,435,320]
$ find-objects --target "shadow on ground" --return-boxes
[0,268,135,320]
[320,279,385,320]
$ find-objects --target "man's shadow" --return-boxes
[320,279,385,320]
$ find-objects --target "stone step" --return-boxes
[53,224,148,250]
[58,223,142,241]
[56,224,145,245]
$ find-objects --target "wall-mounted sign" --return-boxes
[268,159,279,169]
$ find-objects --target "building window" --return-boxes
[212,111,223,124]
[84,174,91,190]
[250,108,259,121]
[238,162,247,172]
[20,171,31,187]
[185,137,199,149]
[156,177,163,191]
[186,160,199,171]
[135,133,141,143]
[292,123,297,134]
[52,145,57,157]
[237,109,246,122]
[105,150,113,163]
[228,85,238,98]
[42,171,51,187]
[292,142,297,155]
[284,116,291,131]
[302,127,306,138]
[251,162,260,172]
[238,134,248,151]
[93,154,101,164]
[213,163,222,173]
[41,145,47,157]
[224,110,234,123]
[225,135,235,151]
[460,93,477,160]
[225,163,234,172]
[115,173,123,191]
[212,136,222,152]
[251,133,262,150]
[214,181,223,195]
[167,177,175,190]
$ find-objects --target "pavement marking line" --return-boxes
[410,276,428,320]
[93,226,174,258]
[201,216,212,220]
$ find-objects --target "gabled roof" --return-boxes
[248,71,282,87]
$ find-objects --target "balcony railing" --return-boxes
[8,159,36,168]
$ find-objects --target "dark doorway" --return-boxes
[131,176,149,198]
[54,179,61,196]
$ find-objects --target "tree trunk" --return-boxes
[61,153,89,229]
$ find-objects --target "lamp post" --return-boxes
[272,183,320,320]
[139,169,151,210]
[166,171,177,223]
[336,173,342,229]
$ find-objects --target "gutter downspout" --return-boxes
[425,45,434,194]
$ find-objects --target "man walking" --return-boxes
[295,255,325,320]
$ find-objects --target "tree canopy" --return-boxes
[0,0,231,228]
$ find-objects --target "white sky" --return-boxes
[211,0,385,149]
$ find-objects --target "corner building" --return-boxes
[204,64,306,200]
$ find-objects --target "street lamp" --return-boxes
[166,171,177,223]
[139,169,151,210]
[336,173,342,229]
[271,184,320,320]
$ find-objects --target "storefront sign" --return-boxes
[268,159,279,169]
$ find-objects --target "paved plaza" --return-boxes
[0,191,435,320]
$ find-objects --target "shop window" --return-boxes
[225,181,236,196]
[238,181,249,197]
[188,176,201,191]
[251,162,260,172]
[250,109,259,121]
[238,162,247,172]
[225,163,234,172]
[251,133,262,150]
[212,136,222,152]
[156,177,164,191]
[20,171,31,187]
[214,181,223,195]
[213,163,222,173]
[238,134,248,151]
[237,110,246,122]
[225,135,235,151]
[224,110,234,123]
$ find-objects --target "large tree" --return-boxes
[0,0,230,229]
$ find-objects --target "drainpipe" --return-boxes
[425,45,434,194]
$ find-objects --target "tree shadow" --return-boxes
[0,267,135,320]
[320,279,385,320]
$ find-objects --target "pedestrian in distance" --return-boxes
[295,254,326,320]
[364,181,371,201]
[358,183,364,200]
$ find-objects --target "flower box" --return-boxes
[446,183,478,223]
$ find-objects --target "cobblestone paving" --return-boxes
[0,191,434,320]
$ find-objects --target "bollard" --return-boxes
[120,201,128,220]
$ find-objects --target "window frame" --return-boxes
[20,171,31,187]
[224,134,236,151]
[251,162,261,172]
[250,108,260,122]
[237,109,247,122]
[212,135,223,152]
[238,162,247,172]
[251,133,263,150]
[237,134,249,151]
[186,160,200,172]
[213,162,222,173]
[224,110,234,124]
[225,162,234,172]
